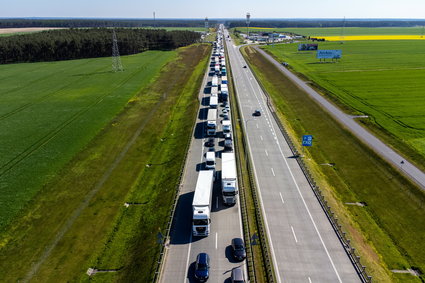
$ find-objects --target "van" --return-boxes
[205,151,216,169]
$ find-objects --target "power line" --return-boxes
[112,29,123,72]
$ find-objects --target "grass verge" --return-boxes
[261,40,425,173]
[0,44,211,282]
[241,45,425,282]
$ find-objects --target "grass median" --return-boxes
[241,45,425,282]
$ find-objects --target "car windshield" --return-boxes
[193,219,208,225]
[235,244,244,250]
[197,263,208,271]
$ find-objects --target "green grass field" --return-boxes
[262,40,425,168]
[0,44,210,281]
[234,27,425,36]
[242,45,425,282]
[0,51,176,230]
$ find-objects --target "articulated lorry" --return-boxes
[192,170,214,236]
[207,108,217,136]
[211,86,218,97]
[221,152,238,205]
[212,75,219,87]
[209,96,218,108]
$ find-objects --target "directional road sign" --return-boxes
[302,135,313,146]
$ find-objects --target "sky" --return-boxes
[1,0,425,19]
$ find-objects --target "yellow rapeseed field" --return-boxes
[321,35,425,41]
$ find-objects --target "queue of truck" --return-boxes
[192,28,239,238]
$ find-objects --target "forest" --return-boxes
[0,18,213,28]
[228,19,425,28]
[0,28,201,64]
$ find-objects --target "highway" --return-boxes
[160,35,246,283]
[225,29,360,282]
[255,46,425,190]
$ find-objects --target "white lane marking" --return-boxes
[279,192,284,204]
[260,135,263,141]
[184,233,192,282]
[236,44,342,283]
[308,277,312,283]
[271,167,275,176]
[291,226,298,243]
[235,47,282,283]
[265,149,269,156]
[256,123,259,129]
[215,232,218,249]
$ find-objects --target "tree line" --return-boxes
[228,19,425,28]
[0,19,214,28]
[0,28,201,64]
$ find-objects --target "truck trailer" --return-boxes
[209,96,218,108]
[212,75,219,87]
[221,152,238,205]
[192,170,214,236]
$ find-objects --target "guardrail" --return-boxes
[245,46,372,283]
[227,44,276,283]
[152,46,212,283]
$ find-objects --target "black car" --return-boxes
[195,253,210,282]
[243,65,247,68]
[205,137,215,147]
[231,238,246,261]
[253,109,261,116]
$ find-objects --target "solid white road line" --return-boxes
[215,232,218,250]
[291,226,298,243]
[265,149,269,156]
[271,167,275,176]
[308,277,312,283]
[279,192,284,204]
[237,43,342,283]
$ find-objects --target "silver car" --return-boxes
[231,267,245,283]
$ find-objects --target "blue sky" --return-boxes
[1,0,425,19]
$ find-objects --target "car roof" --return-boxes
[231,267,244,279]
[197,252,209,263]
[232,237,244,245]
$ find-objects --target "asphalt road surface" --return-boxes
[225,29,360,283]
[160,37,246,283]
[255,46,425,190]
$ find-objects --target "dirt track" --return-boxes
[0,27,64,34]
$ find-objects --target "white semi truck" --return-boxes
[221,152,238,205]
[209,96,218,108]
[212,75,219,87]
[207,108,217,136]
[211,86,218,97]
[192,170,214,236]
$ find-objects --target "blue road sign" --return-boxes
[250,233,259,246]
[302,135,313,146]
